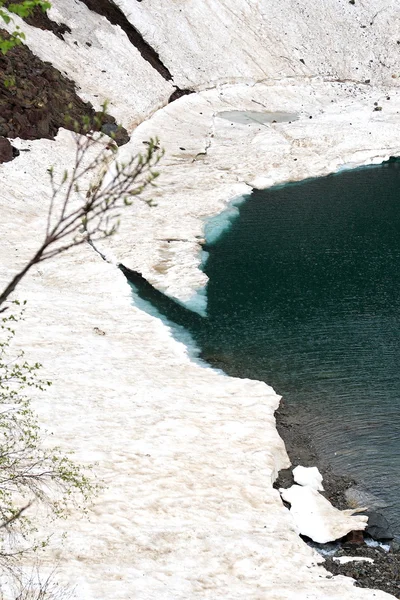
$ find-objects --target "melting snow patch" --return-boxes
[365,538,391,552]
[333,557,374,565]
[174,286,208,316]
[293,465,324,491]
[204,194,249,247]
[280,485,368,544]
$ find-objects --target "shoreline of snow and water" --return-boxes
[102,79,400,304]
[1,0,400,597]
[1,82,399,600]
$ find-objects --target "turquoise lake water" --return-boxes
[199,160,400,538]
[125,159,400,538]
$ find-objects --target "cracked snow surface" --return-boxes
[1,0,400,598]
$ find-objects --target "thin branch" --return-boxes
[0,124,163,308]
[0,503,32,530]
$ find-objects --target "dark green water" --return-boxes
[125,160,400,538]
[199,160,400,538]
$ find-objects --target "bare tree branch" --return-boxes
[0,503,32,530]
[0,117,163,308]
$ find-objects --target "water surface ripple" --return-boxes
[198,161,400,537]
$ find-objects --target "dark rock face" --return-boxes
[2,0,71,39]
[78,0,173,80]
[100,121,130,146]
[342,529,365,547]
[0,137,13,163]
[0,31,129,146]
[168,88,194,104]
[0,30,94,140]
[78,0,194,102]
[362,511,394,541]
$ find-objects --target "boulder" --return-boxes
[361,511,394,541]
[100,122,130,146]
[0,137,13,163]
[342,529,365,547]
